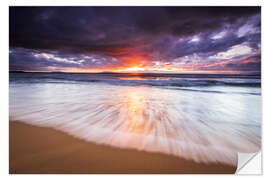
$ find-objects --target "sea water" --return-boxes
[9,72,261,166]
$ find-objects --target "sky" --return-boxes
[9,7,261,73]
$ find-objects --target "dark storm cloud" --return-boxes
[9,7,261,72]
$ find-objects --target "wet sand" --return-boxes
[9,121,237,174]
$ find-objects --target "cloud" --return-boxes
[209,44,253,60]
[32,52,84,65]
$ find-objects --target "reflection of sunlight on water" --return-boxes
[9,83,261,166]
[118,76,172,81]
[118,76,146,80]
[125,88,146,134]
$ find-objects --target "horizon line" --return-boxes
[9,70,261,75]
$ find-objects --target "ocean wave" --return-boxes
[165,87,261,95]
[10,74,261,88]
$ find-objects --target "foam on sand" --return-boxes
[9,83,261,166]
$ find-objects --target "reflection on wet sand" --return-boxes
[9,83,261,166]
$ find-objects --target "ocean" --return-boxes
[9,72,261,166]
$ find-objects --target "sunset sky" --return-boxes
[9,7,261,73]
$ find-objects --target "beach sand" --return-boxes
[9,121,237,174]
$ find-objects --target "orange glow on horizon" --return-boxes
[23,66,244,74]
[58,67,243,74]
[20,57,246,74]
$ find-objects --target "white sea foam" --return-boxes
[9,82,261,166]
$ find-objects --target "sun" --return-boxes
[122,66,145,72]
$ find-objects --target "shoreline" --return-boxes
[9,121,237,174]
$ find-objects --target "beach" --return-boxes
[9,121,236,174]
[9,72,261,174]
